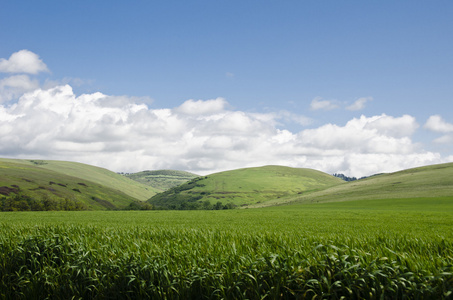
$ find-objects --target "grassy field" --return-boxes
[1,199,452,299]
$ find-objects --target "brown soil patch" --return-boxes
[0,186,19,196]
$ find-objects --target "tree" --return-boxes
[223,203,236,210]
[202,200,213,210]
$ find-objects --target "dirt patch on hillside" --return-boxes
[0,186,19,196]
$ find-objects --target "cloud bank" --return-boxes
[0,50,449,177]
[0,84,445,177]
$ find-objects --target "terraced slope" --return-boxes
[125,170,198,191]
[252,162,453,207]
[148,165,344,209]
[0,158,158,201]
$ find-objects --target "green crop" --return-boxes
[1,200,452,299]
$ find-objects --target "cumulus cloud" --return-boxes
[424,115,453,144]
[362,114,418,138]
[0,50,49,74]
[424,115,453,133]
[0,75,40,103]
[0,84,445,177]
[310,97,339,111]
[298,115,418,154]
[346,97,372,111]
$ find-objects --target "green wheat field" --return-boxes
[1,198,452,299]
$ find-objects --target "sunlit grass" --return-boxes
[0,158,157,203]
[148,165,344,208]
[268,163,453,207]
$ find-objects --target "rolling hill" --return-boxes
[0,158,159,211]
[0,158,159,200]
[249,162,453,207]
[3,158,451,211]
[125,170,198,191]
[147,165,345,209]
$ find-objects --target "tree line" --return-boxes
[0,193,87,211]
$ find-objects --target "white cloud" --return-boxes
[338,152,443,178]
[310,97,339,111]
[424,115,453,144]
[298,115,417,154]
[346,97,372,111]
[0,84,445,178]
[0,50,49,74]
[362,114,419,138]
[424,115,453,133]
[0,75,40,103]
[174,98,227,115]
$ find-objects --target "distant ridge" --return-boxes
[125,170,198,191]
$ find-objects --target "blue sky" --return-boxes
[1,1,452,176]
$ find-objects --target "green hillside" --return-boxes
[0,158,159,201]
[251,162,453,207]
[147,165,344,209]
[125,170,198,191]
[0,158,157,211]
